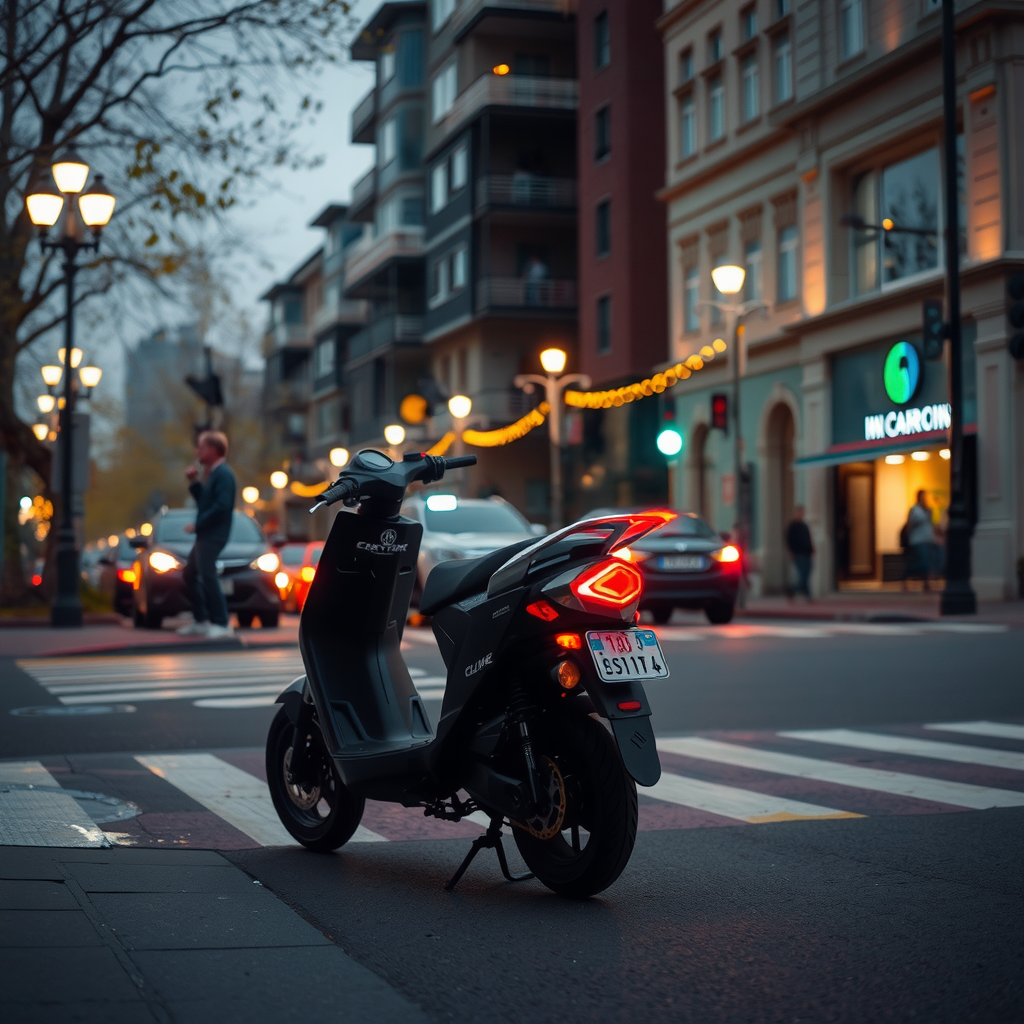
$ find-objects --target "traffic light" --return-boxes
[1009,274,1024,361]
[922,298,946,360]
[711,393,728,431]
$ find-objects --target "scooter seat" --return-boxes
[420,538,536,616]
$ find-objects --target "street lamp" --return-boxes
[25,150,115,626]
[514,348,591,530]
[446,396,473,495]
[329,447,350,469]
[270,470,289,490]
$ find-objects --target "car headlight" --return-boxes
[274,571,290,589]
[252,551,280,572]
[148,551,183,573]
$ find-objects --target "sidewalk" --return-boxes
[0,844,428,1024]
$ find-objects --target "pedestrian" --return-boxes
[177,430,237,637]
[785,505,814,600]
[903,489,936,591]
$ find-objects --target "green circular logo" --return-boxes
[883,341,920,405]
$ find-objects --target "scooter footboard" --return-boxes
[584,681,661,787]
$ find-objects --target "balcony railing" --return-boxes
[351,88,376,144]
[347,314,424,363]
[344,227,425,289]
[262,321,310,356]
[475,174,577,211]
[349,168,375,219]
[452,0,577,35]
[437,75,577,138]
[475,276,577,311]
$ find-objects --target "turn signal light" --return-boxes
[711,544,741,563]
[570,558,643,609]
[117,568,137,584]
[300,565,316,582]
[555,661,580,689]
[555,633,582,650]
[527,600,559,621]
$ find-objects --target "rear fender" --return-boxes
[275,676,308,726]
[584,681,661,786]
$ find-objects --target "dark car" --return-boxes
[585,507,741,625]
[131,509,282,630]
[98,535,140,617]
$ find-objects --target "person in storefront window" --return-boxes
[903,489,936,591]
[785,505,814,601]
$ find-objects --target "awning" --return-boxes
[794,438,947,469]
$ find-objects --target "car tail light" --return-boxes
[611,546,648,563]
[711,545,741,564]
[300,566,316,582]
[570,558,643,610]
[117,568,137,584]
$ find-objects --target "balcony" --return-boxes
[265,377,310,412]
[437,75,577,139]
[349,168,376,221]
[351,88,376,145]
[475,174,577,212]
[344,227,425,292]
[262,322,309,357]
[452,0,577,37]
[475,276,577,312]
[346,314,424,365]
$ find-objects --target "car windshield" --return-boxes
[656,514,720,539]
[280,546,306,566]
[424,503,529,535]
[309,545,323,565]
[156,512,265,545]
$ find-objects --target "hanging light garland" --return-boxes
[463,402,550,447]
[426,431,456,456]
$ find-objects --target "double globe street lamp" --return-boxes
[26,148,116,626]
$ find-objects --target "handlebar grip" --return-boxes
[309,477,357,512]
[443,455,477,469]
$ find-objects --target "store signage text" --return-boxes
[864,404,951,441]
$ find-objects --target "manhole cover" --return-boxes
[0,784,141,822]
[10,704,137,717]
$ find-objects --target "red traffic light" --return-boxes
[711,393,729,431]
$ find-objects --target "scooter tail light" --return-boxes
[527,600,559,621]
[555,633,582,649]
[569,558,643,610]
[554,661,580,689]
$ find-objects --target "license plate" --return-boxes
[586,629,670,682]
[661,554,705,571]
[219,579,234,595]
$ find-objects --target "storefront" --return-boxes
[797,330,976,588]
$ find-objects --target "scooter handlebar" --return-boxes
[443,455,477,469]
[309,477,358,513]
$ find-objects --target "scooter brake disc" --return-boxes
[513,756,567,840]
[284,746,321,810]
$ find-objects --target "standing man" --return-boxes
[178,431,236,637]
[785,505,814,600]
[904,489,936,591]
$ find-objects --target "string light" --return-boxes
[463,403,550,448]
[426,432,456,456]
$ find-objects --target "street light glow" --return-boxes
[31,423,48,441]
[539,348,567,374]
[241,486,260,504]
[78,365,102,388]
[140,522,153,536]
[25,184,64,227]
[711,264,745,295]
[37,395,55,413]
[41,365,62,387]
[58,347,83,368]
[447,395,472,419]
[78,175,116,228]
[656,428,684,457]
[51,149,90,194]
[329,447,350,468]
[383,423,406,445]
[270,471,289,489]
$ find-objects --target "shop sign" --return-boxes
[864,403,951,440]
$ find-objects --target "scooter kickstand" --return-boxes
[445,818,534,891]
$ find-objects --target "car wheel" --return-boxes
[650,604,673,625]
[704,601,735,625]
[237,613,255,629]
[261,611,280,629]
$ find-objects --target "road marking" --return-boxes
[0,761,108,847]
[646,771,861,823]
[779,728,1024,772]
[657,736,1024,810]
[60,684,288,705]
[136,753,388,845]
[925,720,1024,742]
[653,622,1009,642]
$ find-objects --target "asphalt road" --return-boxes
[2,620,1022,1022]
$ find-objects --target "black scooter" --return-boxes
[266,449,673,898]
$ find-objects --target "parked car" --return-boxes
[400,494,542,606]
[275,541,324,613]
[130,509,282,630]
[584,507,741,625]
[97,535,140,617]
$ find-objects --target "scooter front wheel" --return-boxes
[512,713,638,899]
[266,706,365,852]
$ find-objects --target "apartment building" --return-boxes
[574,0,669,510]
[659,0,1023,599]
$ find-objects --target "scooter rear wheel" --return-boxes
[266,706,365,852]
[512,713,638,899]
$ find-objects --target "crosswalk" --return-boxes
[2,718,1021,850]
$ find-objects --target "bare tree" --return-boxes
[0,0,350,599]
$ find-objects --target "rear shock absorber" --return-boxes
[508,686,540,809]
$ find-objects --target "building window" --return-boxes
[773,32,792,103]
[594,10,610,70]
[744,240,763,302]
[316,400,338,441]
[741,54,759,122]
[430,0,454,33]
[431,162,448,214]
[839,0,865,59]
[432,61,457,123]
[741,5,758,40]
[380,46,396,84]
[708,29,723,63]
[315,340,335,379]
[679,94,696,159]
[777,0,790,16]
[451,246,467,290]
[777,224,799,302]
[595,200,610,258]
[684,267,700,332]
[430,256,450,306]
[708,77,724,141]
[380,117,397,164]
[594,105,611,161]
[679,48,694,83]
[596,295,611,354]
[450,145,468,190]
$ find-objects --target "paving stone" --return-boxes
[2,1001,160,1023]
[0,879,78,910]
[55,847,229,866]
[0,909,105,947]
[66,862,258,894]
[0,947,143,1003]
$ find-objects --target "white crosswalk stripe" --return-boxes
[925,720,1024,742]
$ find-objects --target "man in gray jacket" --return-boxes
[178,431,237,637]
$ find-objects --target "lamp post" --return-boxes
[26,151,115,626]
[514,348,591,531]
